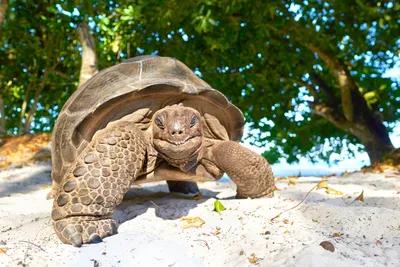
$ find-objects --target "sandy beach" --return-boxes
[0,163,399,266]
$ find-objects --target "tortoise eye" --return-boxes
[190,115,198,128]
[155,118,164,129]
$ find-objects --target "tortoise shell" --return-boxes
[51,55,244,184]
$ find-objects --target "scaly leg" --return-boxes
[213,141,274,198]
[51,121,147,246]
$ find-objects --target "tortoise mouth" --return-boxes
[164,136,196,146]
[153,136,203,160]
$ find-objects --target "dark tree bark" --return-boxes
[77,22,98,87]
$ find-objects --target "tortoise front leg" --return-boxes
[51,121,147,247]
[213,141,275,198]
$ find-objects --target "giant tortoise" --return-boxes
[49,55,275,246]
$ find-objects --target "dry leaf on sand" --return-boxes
[354,190,364,202]
[180,217,205,229]
[248,253,259,264]
[317,181,343,196]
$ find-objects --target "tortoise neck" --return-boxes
[160,146,203,172]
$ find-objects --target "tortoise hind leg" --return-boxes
[167,181,200,195]
[212,141,274,199]
[51,121,147,246]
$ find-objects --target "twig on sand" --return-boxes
[19,241,46,252]
[194,239,210,250]
[150,201,160,209]
[150,200,165,217]
[270,181,324,221]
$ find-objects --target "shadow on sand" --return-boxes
[114,183,233,224]
[0,162,233,226]
[0,163,52,197]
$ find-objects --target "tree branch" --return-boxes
[55,71,74,80]
[309,102,352,132]
[283,76,320,101]
[309,72,340,108]
[305,45,358,122]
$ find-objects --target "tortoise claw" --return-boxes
[89,234,103,244]
[70,234,83,247]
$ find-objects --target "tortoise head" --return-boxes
[151,104,203,169]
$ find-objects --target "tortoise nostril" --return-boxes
[171,130,184,136]
[170,122,184,136]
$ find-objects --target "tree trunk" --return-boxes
[18,83,32,135]
[23,95,38,133]
[361,134,394,163]
[0,96,5,134]
[350,114,394,163]
[77,21,98,87]
[23,67,52,133]
[0,0,8,28]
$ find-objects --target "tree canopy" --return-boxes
[1,0,399,164]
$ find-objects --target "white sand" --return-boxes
[0,163,399,267]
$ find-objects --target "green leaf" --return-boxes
[214,200,226,214]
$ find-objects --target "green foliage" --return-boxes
[1,0,399,163]
[1,0,81,134]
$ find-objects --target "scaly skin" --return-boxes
[51,121,147,247]
[213,141,274,198]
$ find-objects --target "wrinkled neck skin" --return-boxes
[149,104,204,172]
[160,145,203,172]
